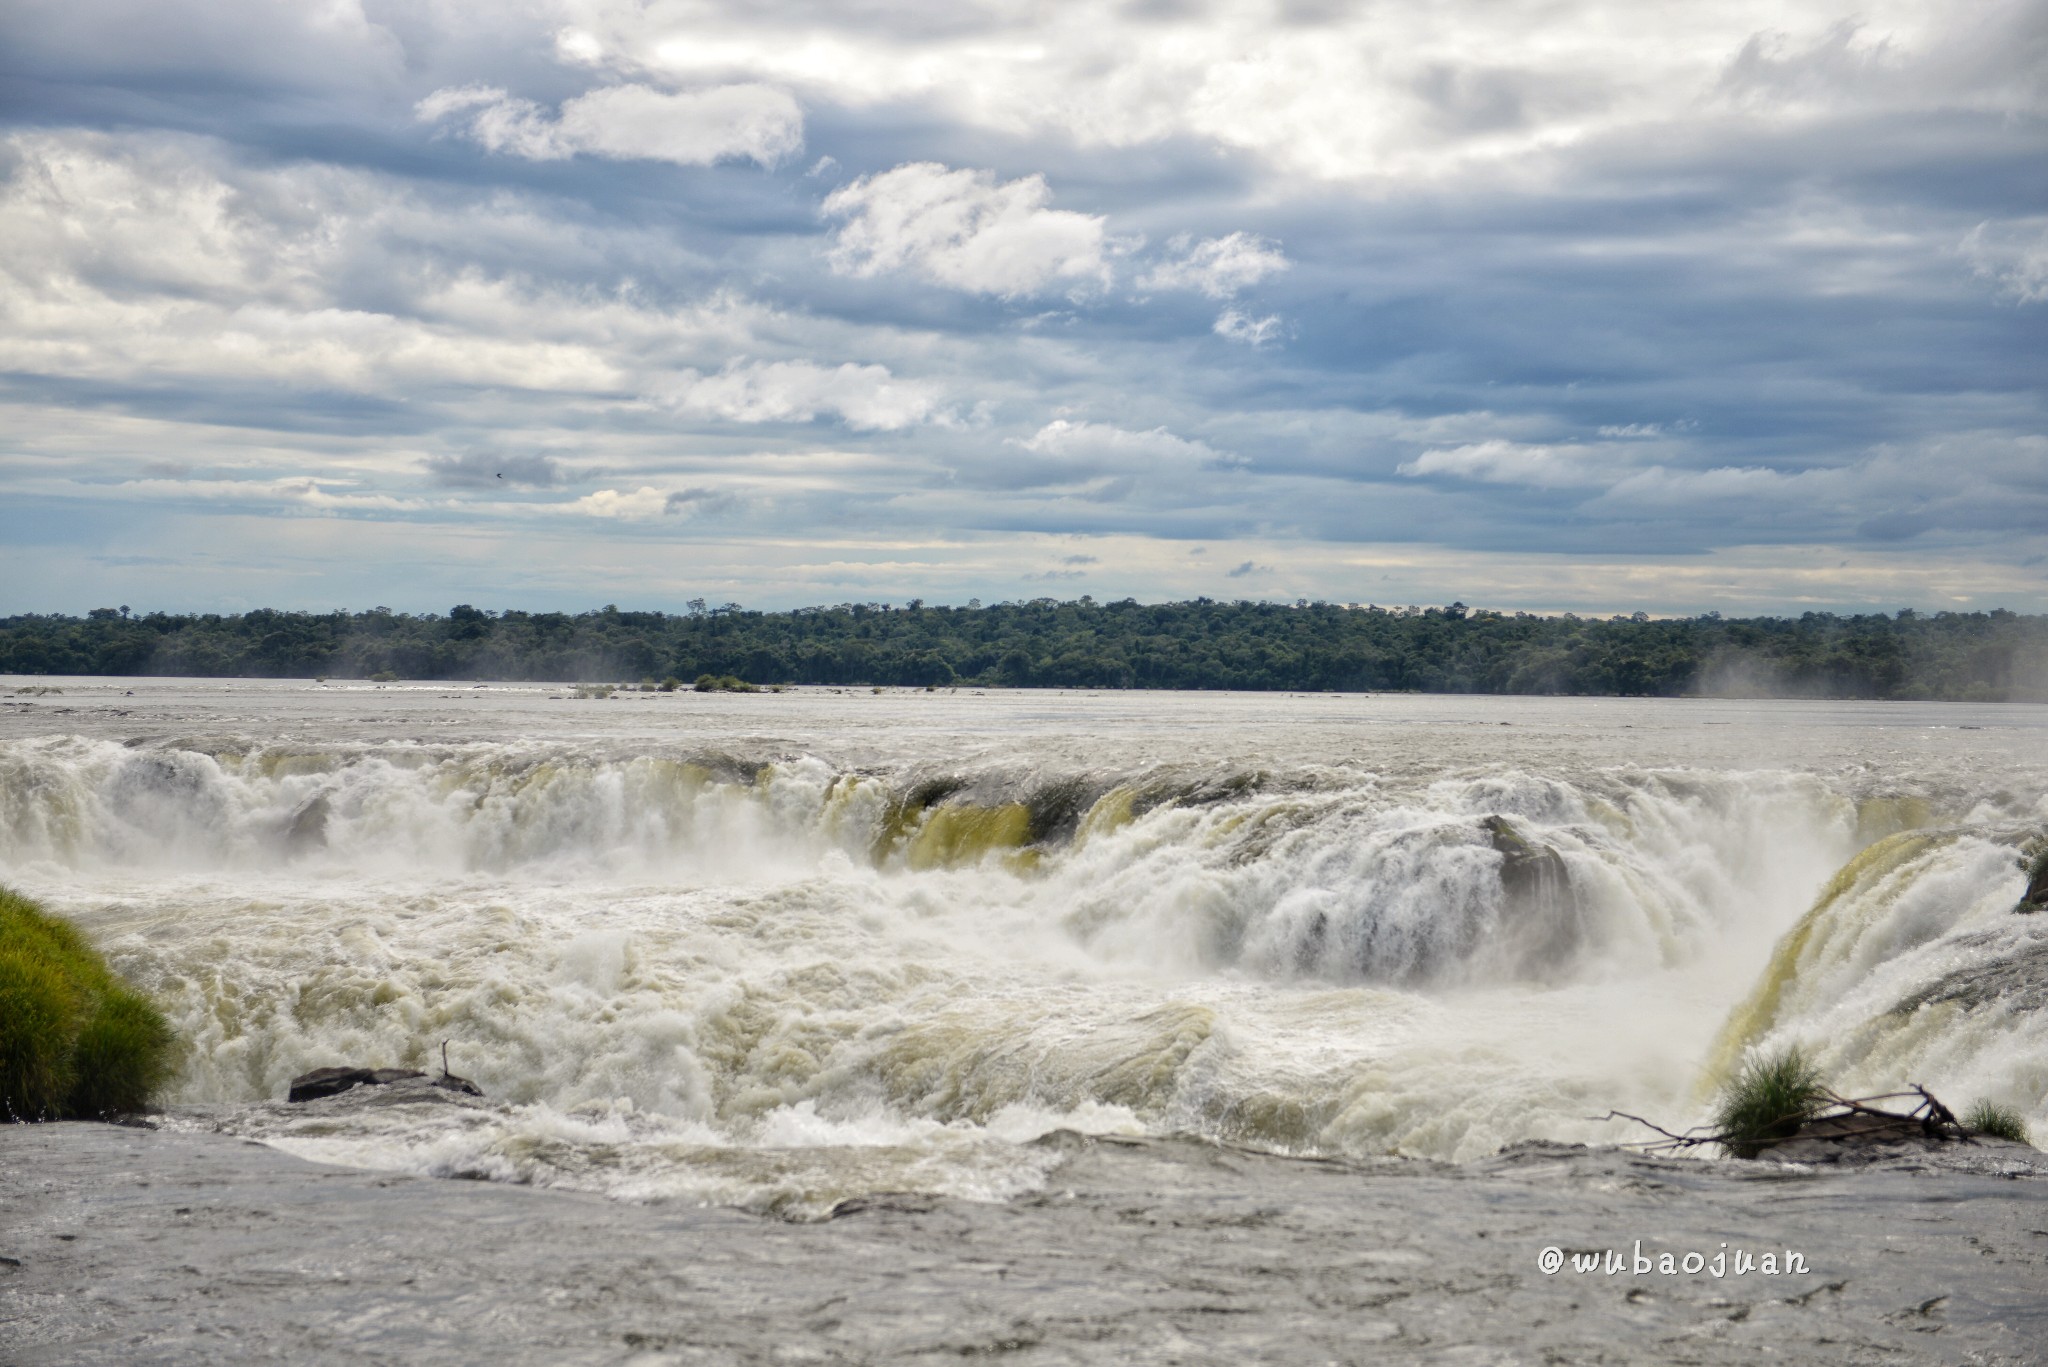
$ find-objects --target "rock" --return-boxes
[1893,934,2048,1014]
[288,1067,425,1102]
[1481,815,1571,905]
[1481,815,1581,969]
[1753,1111,2036,1166]
[284,795,330,852]
[287,1066,484,1103]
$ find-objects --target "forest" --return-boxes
[2,599,2044,701]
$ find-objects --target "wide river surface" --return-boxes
[3,679,2045,1215]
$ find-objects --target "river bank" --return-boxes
[4,1120,2046,1365]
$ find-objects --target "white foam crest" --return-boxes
[0,738,871,878]
[169,1091,1103,1216]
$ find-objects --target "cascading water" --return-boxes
[1705,827,2046,1118]
[3,682,2043,1214]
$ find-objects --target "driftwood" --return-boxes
[436,1041,483,1097]
[1595,1086,1978,1160]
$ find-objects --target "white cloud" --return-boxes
[821,162,1112,297]
[667,360,940,430]
[0,129,327,306]
[0,292,624,396]
[573,486,672,519]
[1399,440,1614,488]
[1016,419,1221,465]
[984,419,1234,493]
[0,132,974,419]
[564,1,2042,184]
[58,473,434,516]
[1591,463,1790,508]
[1961,217,2048,304]
[1213,309,1284,347]
[1142,232,1290,298]
[417,81,802,168]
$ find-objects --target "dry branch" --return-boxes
[1601,1085,1978,1158]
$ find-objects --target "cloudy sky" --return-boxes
[2,0,2044,616]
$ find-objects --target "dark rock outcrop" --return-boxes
[1481,815,1582,970]
[1482,816,1571,907]
[1756,1111,2036,1166]
[288,1067,424,1102]
[435,1070,484,1097]
[287,1065,483,1104]
[284,795,330,853]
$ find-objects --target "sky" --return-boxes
[2,0,2045,617]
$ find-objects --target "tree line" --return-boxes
[2,599,2044,700]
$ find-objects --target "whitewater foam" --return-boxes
[5,682,2044,1202]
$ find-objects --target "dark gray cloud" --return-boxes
[425,453,564,488]
[663,487,741,517]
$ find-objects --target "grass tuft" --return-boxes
[0,945,80,1120]
[1713,1045,1827,1158]
[1963,1099,2032,1146]
[0,886,175,1122]
[68,988,176,1116]
[2022,845,2048,913]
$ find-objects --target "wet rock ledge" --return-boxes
[286,1062,483,1104]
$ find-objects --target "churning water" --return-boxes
[4,680,2044,1215]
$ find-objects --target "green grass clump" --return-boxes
[1714,1045,1828,1158]
[1963,1099,2032,1146]
[693,674,759,693]
[2020,845,2048,912]
[0,887,174,1122]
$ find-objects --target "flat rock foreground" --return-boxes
[4,1124,2047,1366]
